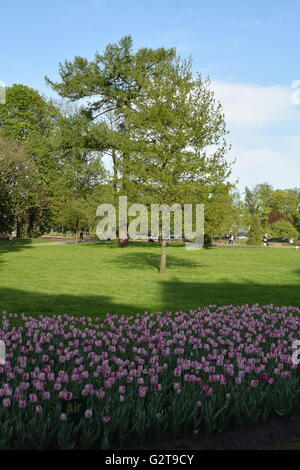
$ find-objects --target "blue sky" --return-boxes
[1,0,300,191]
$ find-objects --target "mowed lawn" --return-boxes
[0,241,299,318]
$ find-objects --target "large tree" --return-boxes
[0,132,45,236]
[47,37,231,264]
[46,36,177,239]
[120,57,231,272]
[0,133,24,233]
[244,183,273,223]
[50,112,107,241]
[0,84,61,235]
[244,184,300,237]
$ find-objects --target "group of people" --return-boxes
[256,234,296,247]
[227,232,270,246]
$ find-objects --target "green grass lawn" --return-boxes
[0,241,299,318]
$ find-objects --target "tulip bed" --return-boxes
[1,304,300,449]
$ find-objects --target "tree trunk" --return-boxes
[160,239,167,274]
[74,229,80,243]
[17,219,22,238]
[28,210,35,238]
[112,149,118,193]
[74,217,80,243]
[23,222,29,238]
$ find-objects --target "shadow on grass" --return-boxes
[80,240,186,249]
[0,238,44,246]
[80,241,196,271]
[0,287,148,319]
[0,276,299,319]
[109,252,203,271]
[160,278,300,312]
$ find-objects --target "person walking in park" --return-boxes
[228,233,234,245]
[263,233,269,247]
[80,230,84,241]
[8,233,14,247]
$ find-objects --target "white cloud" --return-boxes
[212,81,300,129]
[210,81,300,190]
[230,145,300,191]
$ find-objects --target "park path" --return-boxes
[20,238,98,246]
[7,239,300,249]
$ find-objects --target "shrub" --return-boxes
[270,219,299,240]
[204,234,212,247]
[247,215,262,245]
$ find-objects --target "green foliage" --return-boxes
[0,85,62,235]
[0,84,58,142]
[205,188,243,237]
[244,183,273,224]
[46,36,177,196]
[270,219,299,240]
[122,60,231,203]
[268,189,299,219]
[49,111,107,238]
[0,133,22,232]
[243,184,300,237]
[247,215,262,245]
[0,132,42,234]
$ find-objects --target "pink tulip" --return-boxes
[84,409,93,419]
[139,385,148,397]
[65,391,73,400]
[3,398,11,407]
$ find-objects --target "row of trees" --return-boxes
[244,184,300,243]
[0,82,107,241]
